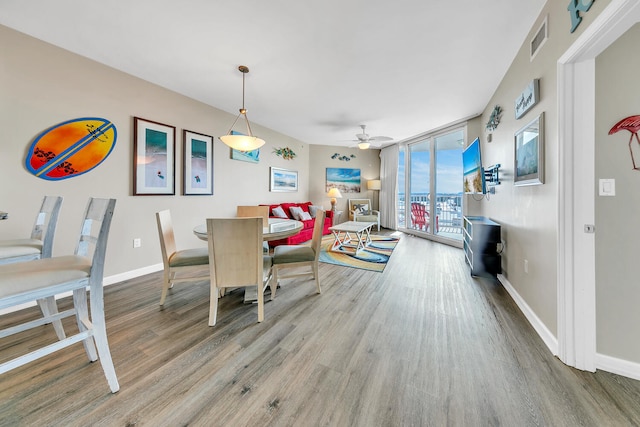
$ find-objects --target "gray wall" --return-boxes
[595,23,640,361]
[468,0,612,337]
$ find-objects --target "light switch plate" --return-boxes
[599,179,615,196]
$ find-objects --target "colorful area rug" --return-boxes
[318,234,400,272]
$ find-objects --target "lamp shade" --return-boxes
[367,179,381,190]
[358,142,370,150]
[219,134,265,151]
[327,188,343,199]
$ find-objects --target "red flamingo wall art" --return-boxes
[609,115,640,170]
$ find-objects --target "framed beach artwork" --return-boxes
[183,129,213,195]
[230,131,260,163]
[270,167,298,192]
[326,167,361,193]
[514,112,544,186]
[133,117,175,195]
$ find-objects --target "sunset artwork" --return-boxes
[25,117,117,180]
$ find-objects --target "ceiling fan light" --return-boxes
[358,142,370,150]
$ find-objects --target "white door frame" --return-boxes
[557,0,640,371]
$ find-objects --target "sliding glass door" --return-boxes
[397,127,465,244]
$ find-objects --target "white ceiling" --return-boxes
[0,0,545,147]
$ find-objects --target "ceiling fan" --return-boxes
[349,125,394,149]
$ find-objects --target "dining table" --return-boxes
[192,217,303,303]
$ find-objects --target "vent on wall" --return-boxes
[530,15,548,61]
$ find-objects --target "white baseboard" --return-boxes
[497,274,559,356]
[498,274,640,381]
[596,353,640,381]
[0,263,163,316]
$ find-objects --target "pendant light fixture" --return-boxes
[219,65,265,151]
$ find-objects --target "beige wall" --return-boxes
[595,23,640,361]
[0,25,315,278]
[470,0,612,337]
[309,145,381,223]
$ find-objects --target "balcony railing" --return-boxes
[398,193,463,239]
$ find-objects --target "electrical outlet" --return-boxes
[524,259,529,274]
[133,238,142,248]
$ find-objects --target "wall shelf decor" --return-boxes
[133,117,175,195]
[183,129,213,195]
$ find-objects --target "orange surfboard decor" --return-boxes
[26,117,117,180]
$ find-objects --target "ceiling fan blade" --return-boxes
[369,136,393,142]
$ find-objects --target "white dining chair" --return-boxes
[206,217,273,326]
[156,210,210,306]
[271,210,325,299]
[0,198,119,393]
[0,195,65,340]
[0,195,63,264]
[237,205,270,253]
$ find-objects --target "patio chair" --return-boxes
[410,202,439,232]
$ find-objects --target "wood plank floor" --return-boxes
[2,232,640,426]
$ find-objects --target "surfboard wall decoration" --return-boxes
[25,117,117,180]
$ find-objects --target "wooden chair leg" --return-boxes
[208,282,219,326]
[159,271,174,305]
[271,266,278,300]
[313,263,321,294]
[37,296,66,340]
[89,286,120,393]
[257,283,264,323]
[73,288,98,361]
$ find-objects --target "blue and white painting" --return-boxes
[326,167,361,193]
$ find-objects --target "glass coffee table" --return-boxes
[328,221,376,255]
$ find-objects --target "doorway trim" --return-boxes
[557,0,640,371]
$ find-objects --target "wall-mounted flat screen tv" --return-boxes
[462,137,486,194]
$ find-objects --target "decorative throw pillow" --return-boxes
[272,205,288,218]
[308,205,322,218]
[299,211,313,221]
[289,206,304,220]
[354,203,369,215]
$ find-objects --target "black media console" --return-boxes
[462,216,501,278]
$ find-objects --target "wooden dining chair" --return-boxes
[0,195,63,265]
[0,198,119,393]
[156,210,210,306]
[0,195,65,340]
[271,210,325,299]
[206,217,273,326]
[237,205,270,253]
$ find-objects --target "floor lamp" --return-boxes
[367,179,381,211]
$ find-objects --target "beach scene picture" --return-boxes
[326,167,361,193]
[183,130,213,195]
[270,167,298,192]
[143,128,170,189]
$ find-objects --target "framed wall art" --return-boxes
[326,167,361,193]
[133,117,176,195]
[270,167,298,192]
[183,129,213,195]
[514,112,544,186]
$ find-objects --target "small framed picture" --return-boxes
[270,167,298,192]
[514,112,544,186]
[183,129,213,195]
[133,117,175,195]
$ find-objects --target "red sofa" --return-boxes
[262,202,333,247]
